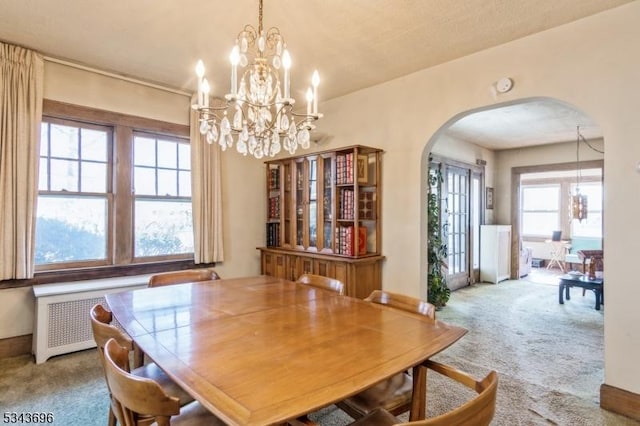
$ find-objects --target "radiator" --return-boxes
[32,275,150,364]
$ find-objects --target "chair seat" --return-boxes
[133,362,194,406]
[339,372,412,417]
[349,407,399,426]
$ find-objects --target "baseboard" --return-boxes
[0,334,32,358]
[601,383,640,421]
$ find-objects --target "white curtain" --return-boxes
[0,43,44,280]
[190,94,224,263]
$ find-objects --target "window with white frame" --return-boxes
[521,184,561,237]
[570,182,603,238]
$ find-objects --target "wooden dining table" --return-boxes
[105,275,467,426]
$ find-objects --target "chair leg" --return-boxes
[108,407,116,426]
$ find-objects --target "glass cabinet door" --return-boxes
[308,157,318,249]
[283,162,292,247]
[322,154,334,251]
[295,159,305,248]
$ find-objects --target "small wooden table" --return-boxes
[106,276,467,425]
[558,274,604,310]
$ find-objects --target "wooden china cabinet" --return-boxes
[259,145,384,298]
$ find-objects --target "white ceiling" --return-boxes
[0,0,628,148]
[444,99,601,150]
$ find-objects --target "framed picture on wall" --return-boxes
[486,187,494,210]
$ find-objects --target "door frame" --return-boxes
[430,154,485,289]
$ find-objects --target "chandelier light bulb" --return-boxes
[312,70,320,87]
[282,50,291,69]
[195,60,205,78]
[230,45,240,65]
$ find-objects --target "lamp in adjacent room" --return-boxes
[571,126,588,222]
[192,0,322,159]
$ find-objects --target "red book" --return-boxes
[357,227,367,255]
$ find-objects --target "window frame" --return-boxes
[131,130,193,262]
[29,99,198,281]
[519,172,603,241]
[37,117,114,270]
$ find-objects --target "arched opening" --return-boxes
[419,96,606,407]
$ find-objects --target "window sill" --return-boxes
[0,260,216,290]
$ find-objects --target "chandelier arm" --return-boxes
[238,25,259,45]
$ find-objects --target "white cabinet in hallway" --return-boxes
[480,225,511,283]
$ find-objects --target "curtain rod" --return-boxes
[43,55,192,97]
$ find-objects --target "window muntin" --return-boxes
[36,120,111,267]
[133,133,193,258]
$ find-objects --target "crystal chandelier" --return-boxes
[571,126,588,222]
[192,0,322,159]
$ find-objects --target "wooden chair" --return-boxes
[90,304,194,426]
[347,360,498,426]
[103,338,225,426]
[337,290,436,419]
[148,268,220,288]
[296,273,345,295]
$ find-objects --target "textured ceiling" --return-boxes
[0,0,629,148]
[445,99,601,150]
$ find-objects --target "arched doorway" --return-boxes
[420,96,604,298]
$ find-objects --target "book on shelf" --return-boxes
[266,223,280,247]
[339,188,354,220]
[268,196,280,219]
[335,225,367,256]
[269,168,280,190]
[336,153,354,185]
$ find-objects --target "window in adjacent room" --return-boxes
[521,184,561,237]
[570,181,602,238]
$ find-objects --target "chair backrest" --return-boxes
[103,338,181,426]
[296,273,345,295]
[148,268,220,288]
[90,304,135,372]
[365,290,436,320]
[398,360,498,426]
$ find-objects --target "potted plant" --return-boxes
[427,162,450,308]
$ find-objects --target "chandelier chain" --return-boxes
[258,0,263,35]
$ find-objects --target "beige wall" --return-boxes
[1,0,638,398]
[317,3,640,395]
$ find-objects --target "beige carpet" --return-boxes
[1,273,638,425]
